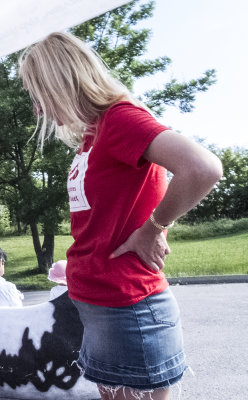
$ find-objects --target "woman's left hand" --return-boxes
[109,220,171,272]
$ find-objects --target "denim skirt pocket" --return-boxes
[145,287,180,326]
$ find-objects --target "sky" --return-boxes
[2,0,246,149]
[133,0,248,149]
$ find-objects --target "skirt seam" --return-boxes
[131,304,150,378]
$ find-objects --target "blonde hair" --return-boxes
[18,32,144,148]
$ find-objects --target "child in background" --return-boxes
[48,260,68,300]
[0,248,24,307]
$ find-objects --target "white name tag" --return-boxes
[67,147,92,212]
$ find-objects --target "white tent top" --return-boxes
[0,0,131,58]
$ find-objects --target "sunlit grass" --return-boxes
[165,232,248,277]
[0,235,73,290]
[0,231,247,290]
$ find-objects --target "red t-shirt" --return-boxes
[66,102,169,307]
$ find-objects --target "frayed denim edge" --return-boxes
[72,361,195,400]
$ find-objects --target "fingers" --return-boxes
[109,242,128,259]
[157,257,166,271]
[109,232,171,273]
[165,245,171,255]
[162,237,171,255]
[150,262,160,272]
[149,255,166,272]
[157,243,171,259]
[110,245,169,270]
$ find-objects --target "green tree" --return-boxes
[70,0,216,114]
[217,148,248,219]
[0,204,11,235]
[0,54,73,272]
[181,145,248,222]
[0,0,216,271]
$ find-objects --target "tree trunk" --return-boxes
[30,222,54,273]
[17,217,21,235]
[42,233,54,271]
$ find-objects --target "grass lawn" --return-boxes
[0,235,73,290]
[165,232,248,277]
[0,232,247,290]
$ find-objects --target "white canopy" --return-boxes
[0,0,131,58]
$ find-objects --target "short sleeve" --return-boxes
[103,102,169,168]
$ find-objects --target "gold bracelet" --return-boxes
[149,210,175,231]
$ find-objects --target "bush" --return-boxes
[57,221,71,235]
[0,205,11,235]
[168,218,248,241]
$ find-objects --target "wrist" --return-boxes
[141,217,162,235]
[149,209,174,231]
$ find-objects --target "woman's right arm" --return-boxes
[111,130,223,271]
[142,129,223,226]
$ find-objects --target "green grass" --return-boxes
[0,235,73,290]
[165,232,248,277]
[168,218,248,241]
[0,231,247,291]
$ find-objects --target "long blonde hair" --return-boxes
[18,32,142,148]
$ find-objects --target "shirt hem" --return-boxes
[68,280,169,307]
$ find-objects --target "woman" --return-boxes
[19,32,222,400]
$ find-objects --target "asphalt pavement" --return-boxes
[23,283,248,400]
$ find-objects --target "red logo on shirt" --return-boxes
[68,164,79,181]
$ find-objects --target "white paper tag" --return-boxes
[67,147,92,212]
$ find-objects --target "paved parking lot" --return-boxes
[171,283,248,400]
[23,283,248,400]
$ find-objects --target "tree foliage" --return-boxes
[181,146,248,223]
[0,204,11,235]
[0,54,73,271]
[70,0,216,114]
[70,0,170,91]
[144,69,216,116]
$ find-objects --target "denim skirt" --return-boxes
[72,287,187,390]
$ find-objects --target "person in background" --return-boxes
[48,259,68,300]
[19,32,223,400]
[0,248,24,307]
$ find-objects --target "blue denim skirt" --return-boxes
[72,287,187,390]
